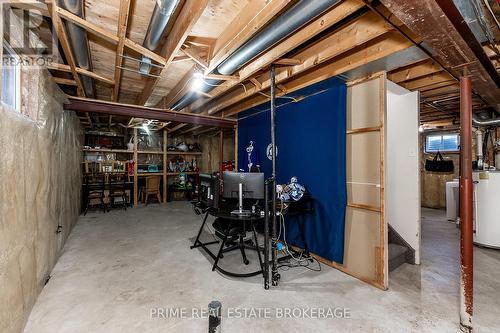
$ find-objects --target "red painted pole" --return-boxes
[459,76,473,332]
[219,130,224,173]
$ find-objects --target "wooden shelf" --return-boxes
[137,172,164,176]
[82,148,133,153]
[136,171,198,177]
[167,151,202,155]
[137,150,164,154]
[167,172,199,176]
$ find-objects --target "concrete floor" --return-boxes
[24,203,500,333]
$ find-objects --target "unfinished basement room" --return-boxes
[1,0,500,332]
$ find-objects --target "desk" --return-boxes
[190,202,266,280]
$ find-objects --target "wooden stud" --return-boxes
[133,128,138,206]
[163,129,168,203]
[234,124,238,170]
[378,72,386,288]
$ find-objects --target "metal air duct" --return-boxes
[57,0,94,97]
[171,0,341,110]
[139,0,180,75]
[473,115,500,126]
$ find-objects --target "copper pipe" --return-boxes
[459,75,473,332]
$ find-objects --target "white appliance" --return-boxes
[473,171,500,248]
[446,179,459,221]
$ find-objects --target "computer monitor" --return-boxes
[222,172,264,216]
[198,173,219,209]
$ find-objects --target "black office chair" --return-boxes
[211,218,252,270]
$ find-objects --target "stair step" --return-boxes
[389,243,408,272]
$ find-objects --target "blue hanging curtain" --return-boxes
[237,77,347,263]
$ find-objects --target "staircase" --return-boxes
[388,224,415,272]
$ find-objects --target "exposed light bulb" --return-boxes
[191,72,204,91]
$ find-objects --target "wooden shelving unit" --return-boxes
[82,129,202,207]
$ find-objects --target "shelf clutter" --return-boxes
[82,128,204,206]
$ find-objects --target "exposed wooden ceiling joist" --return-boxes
[47,63,115,85]
[205,0,294,75]
[205,10,393,116]
[221,31,413,118]
[183,0,366,114]
[379,0,500,110]
[112,0,132,101]
[54,5,167,65]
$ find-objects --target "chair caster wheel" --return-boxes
[244,259,249,265]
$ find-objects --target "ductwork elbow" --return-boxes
[472,115,500,127]
[139,0,180,75]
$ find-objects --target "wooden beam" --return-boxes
[249,77,262,90]
[400,72,454,90]
[55,6,166,65]
[185,35,216,47]
[168,123,188,133]
[53,77,77,86]
[112,0,132,101]
[64,97,236,128]
[388,59,443,83]
[171,55,191,63]
[47,63,115,85]
[181,46,208,69]
[204,74,239,81]
[54,6,119,44]
[123,38,166,65]
[207,0,294,74]
[206,11,393,115]
[274,58,302,66]
[49,4,85,97]
[188,0,366,113]
[137,0,209,105]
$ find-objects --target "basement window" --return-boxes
[1,43,21,112]
[425,133,460,153]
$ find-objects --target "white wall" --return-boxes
[386,80,421,264]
